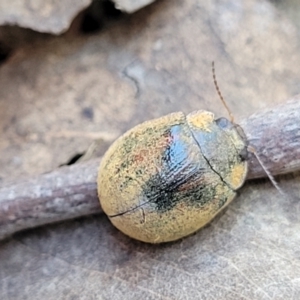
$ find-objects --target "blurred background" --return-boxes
[1,0,300,299]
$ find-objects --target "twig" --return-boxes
[1,96,300,240]
[240,96,300,178]
[0,159,101,240]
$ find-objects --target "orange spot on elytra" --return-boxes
[133,149,149,162]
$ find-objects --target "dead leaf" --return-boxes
[1,0,300,299]
[114,0,156,13]
[0,0,92,34]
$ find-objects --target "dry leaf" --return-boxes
[0,0,92,34]
[1,0,300,299]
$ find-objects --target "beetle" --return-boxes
[97,63,248,243]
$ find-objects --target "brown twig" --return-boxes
[240,96,300,178]
[1,96,300,240]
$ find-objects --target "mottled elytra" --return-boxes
[97,110,248,243]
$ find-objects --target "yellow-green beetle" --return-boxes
[97,109,248,243]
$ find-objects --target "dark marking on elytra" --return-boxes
[142,125,217,213]
[187,119,234,192]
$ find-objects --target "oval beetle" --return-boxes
[97,63,249,243]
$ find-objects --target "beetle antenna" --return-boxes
[247,145,286,196]
[212,61,234,123]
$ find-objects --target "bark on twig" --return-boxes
[240,97,300,179]
[1,96,300,240]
